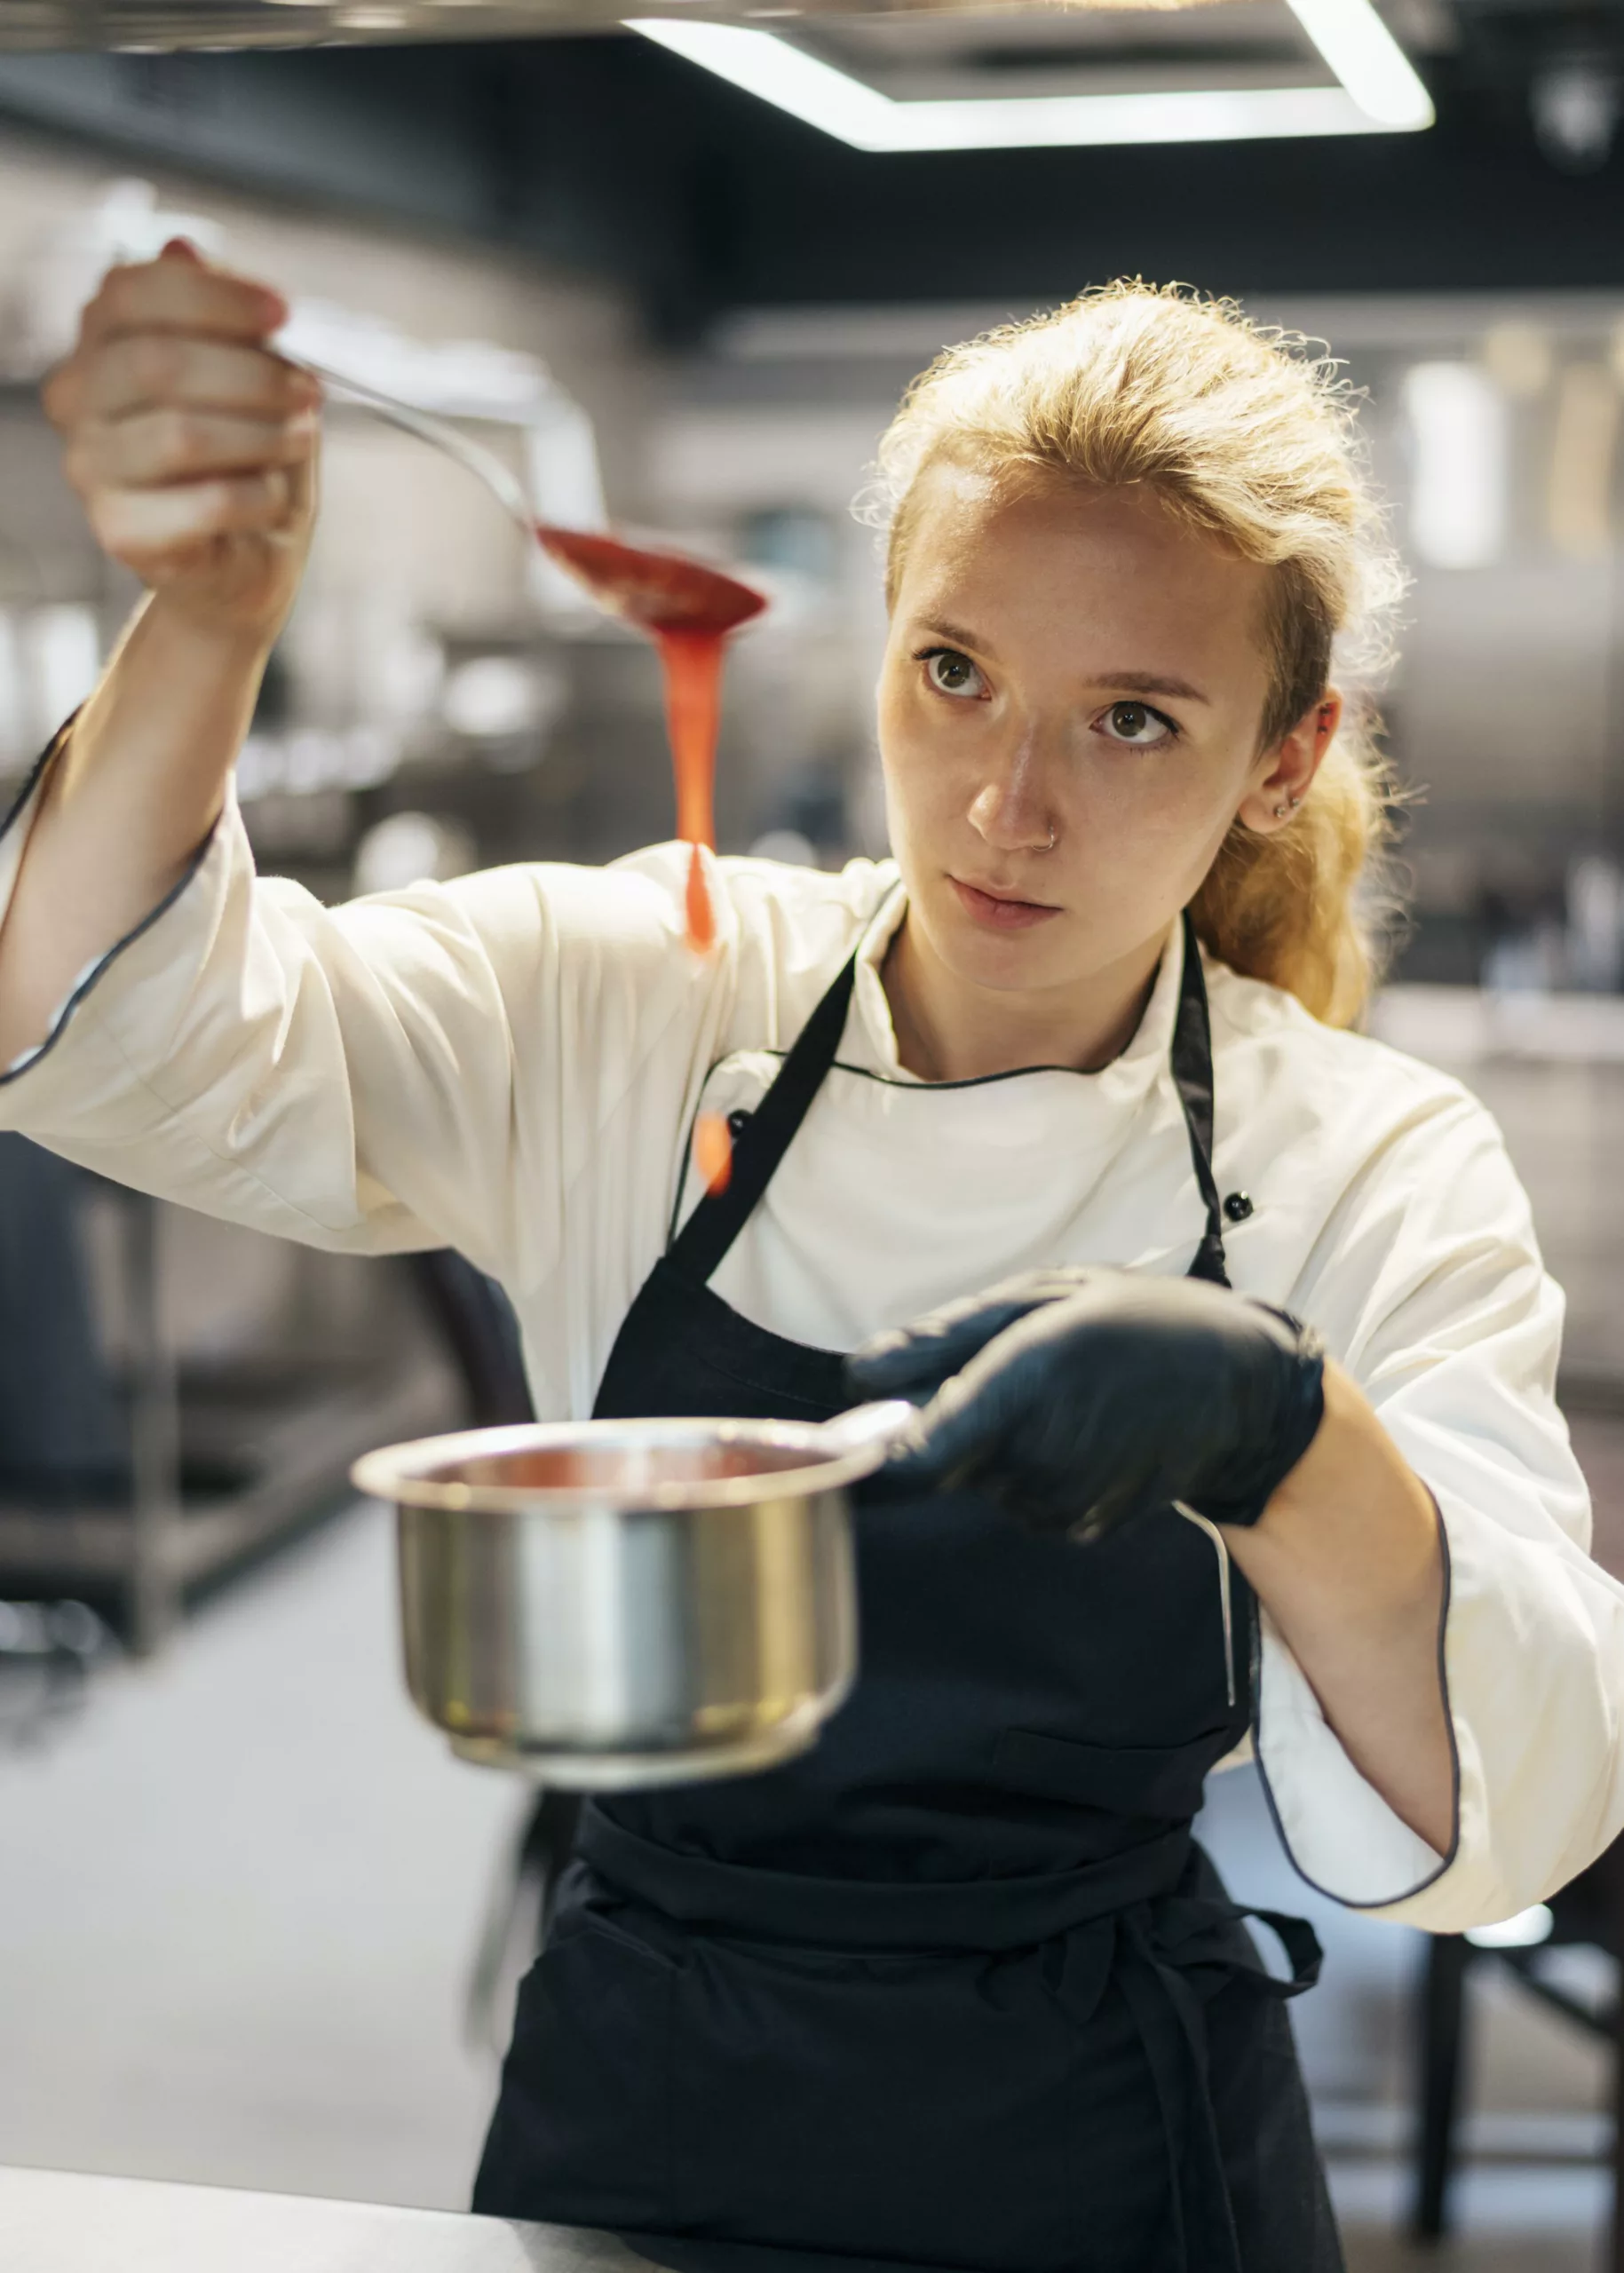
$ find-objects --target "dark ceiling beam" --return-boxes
[0,46,495,231]
[672,55,1624,311]
[0,39,716,332]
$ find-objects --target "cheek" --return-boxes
[876,676,965,816]
[1057,746,1247,886]
[1072,737,1247,828]
[874,667,911,769]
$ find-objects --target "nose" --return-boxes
[967,731,1056,856]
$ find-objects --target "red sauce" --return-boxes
[531,521,764,959]
[658,636,733,1190]
[654,626,724,953]
[658,632,726,1184]
[531,524,768,1197]
[693,1108,733,1195]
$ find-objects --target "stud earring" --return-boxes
[1272,794,1303,820]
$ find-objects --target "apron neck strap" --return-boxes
[669,908,1230,1292]
[669,951,858,1287]
[1174,908,1231,1288]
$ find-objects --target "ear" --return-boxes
[1236,691,1343,836]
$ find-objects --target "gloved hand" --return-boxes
[847,1266,1325,1541]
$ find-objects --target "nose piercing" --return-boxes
[1045,824,1057,851]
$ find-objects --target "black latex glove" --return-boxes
[847,1266,1326,1541]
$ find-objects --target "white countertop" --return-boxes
[0,2165,651,2272]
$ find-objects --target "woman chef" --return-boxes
[4,248,1623,2273]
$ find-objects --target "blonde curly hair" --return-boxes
[867,281,1408,1027]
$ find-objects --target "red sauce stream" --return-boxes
[692,1108,733,1196]
[654,629,732,1190]
[653,626,723,954]
[530,525,757,1194]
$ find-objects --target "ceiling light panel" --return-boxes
[1285,0,1433,127]
[631,1,1434,154]
[807,0,1330,104]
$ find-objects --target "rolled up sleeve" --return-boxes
[1252,1074,1624,1928]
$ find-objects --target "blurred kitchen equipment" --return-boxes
[352,1400,914,1787]
[0,1597,114,1751]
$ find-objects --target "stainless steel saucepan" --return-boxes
[352,1402,916,1789]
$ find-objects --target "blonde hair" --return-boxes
[867,281,1407,1027]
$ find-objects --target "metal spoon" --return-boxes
[297,357,767,636]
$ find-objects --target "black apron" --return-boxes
[473,914,1342,2273]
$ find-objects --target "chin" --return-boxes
[931,901,1079,995]
[955,944,1076,997]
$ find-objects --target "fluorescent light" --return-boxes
[630,20,1424,154]
[1549,362,1620,561]
[1285,0,1435,131]
[633,22,894,146]
[1403,363,1510,571]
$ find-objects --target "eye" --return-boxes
[1097,700,1177,748]
[917,645,986,701]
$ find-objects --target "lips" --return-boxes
[948,876,1063,932]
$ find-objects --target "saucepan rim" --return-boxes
[352,1408,912,1517]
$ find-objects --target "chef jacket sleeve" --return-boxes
[0,733,738,1287]
[1254,1067,1624,1930]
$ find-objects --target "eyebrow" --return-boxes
[913,621,1210,708]
[1089,671,1211,707]
[917,617,1000,661]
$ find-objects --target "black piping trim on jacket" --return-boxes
[661,923,1185,1242]
[664,1048,1163,1249]
[0,722,70,842]
[683,932,1184,1105]
[1251,1487,1462,1911]
[691,1043,1170,1101]
[0,725,222,1090]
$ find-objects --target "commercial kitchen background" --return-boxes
[4,6,1624,2268]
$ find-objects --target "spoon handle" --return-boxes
[295,356,535,535]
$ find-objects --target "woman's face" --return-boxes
[876,464,1320,1002]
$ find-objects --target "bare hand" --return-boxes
[43,239,320,643]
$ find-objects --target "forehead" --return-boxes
[893,460,1271,677]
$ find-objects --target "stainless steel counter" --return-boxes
[0,2165,650,2272]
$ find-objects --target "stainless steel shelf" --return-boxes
[0,1185,458,1654]
[0,1365,443,1576]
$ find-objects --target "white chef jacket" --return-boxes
[3,738,1620,1935]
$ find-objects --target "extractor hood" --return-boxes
[0,0,1214,48]
[0,0,656,43]
[0,0,1438,154]
[0,0,1425,53]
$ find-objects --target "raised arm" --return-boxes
[0,242,750,1308]
[0,241,317,1069]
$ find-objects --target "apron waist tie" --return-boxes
[1115,1896,1323,2273]
[577,1803,1194,1950]
[578,1807,1322,2273]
